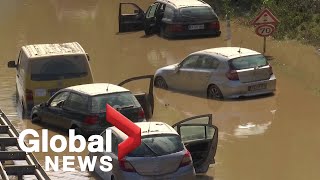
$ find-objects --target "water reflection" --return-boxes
[154,89,277,139]
[49,0,100,21]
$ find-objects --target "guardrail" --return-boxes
[0,109,50,180]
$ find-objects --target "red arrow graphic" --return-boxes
[106,104,141,160]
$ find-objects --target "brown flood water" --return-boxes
[0,0,320,179]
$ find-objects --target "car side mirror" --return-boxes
[40,102,48,107]
[174,65,181,73]
[7,61,17,68]
[134,9,140,14]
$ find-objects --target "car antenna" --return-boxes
[147,121,151,133]
[238,40,243,53]
[106,84,109,92]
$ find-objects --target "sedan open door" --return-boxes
[118,75,154,120]
[119,3,145,32]
[172,114,218,173]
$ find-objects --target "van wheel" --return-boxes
[154,77,168,89]
[31,115,41,123]
[207,84,223,99]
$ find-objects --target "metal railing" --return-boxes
[0,109,50,180]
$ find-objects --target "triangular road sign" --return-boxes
[251,8,279,25]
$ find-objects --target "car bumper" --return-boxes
[220,75,276,99]
[118,164,196,180]
[81,127,107,137]
[164,30,221,39]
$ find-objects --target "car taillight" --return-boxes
[179,150,192,167]
[269,64,273,75]
[26,89,33,101]
[84,115,98,125]
[138,108,145,119]
[167,24,184,32]
[209,21,220,30]
[226,70,239,81]
[119,159,136,172]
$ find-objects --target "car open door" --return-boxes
[118,75,154,120]
[143,2,161,35]
[119,3,145,32]
[172,114,218,173]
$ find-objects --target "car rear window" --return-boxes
[127,134,184,157]
[90,92,140,113]
[30,55,88,81]
[229,55,268,70]
[179,6,217,20]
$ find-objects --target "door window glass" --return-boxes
[49,91,70,108]
[198,56,220,69]
[181,55,200,68]
[163,6,175,20]
[120,3,141,15]
[63,93,88,112]
[146,3,159,18]
[179,125,215,142]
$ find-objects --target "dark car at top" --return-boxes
[119,0,221,38]
[31,75,154,137]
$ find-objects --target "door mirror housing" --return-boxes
[174,65,181,73]
[40,102,48,107]
[7,61,17,68]
[134,9,140,14]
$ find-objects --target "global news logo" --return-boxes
[17,104,141,172]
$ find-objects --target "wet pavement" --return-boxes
[1,0,320,179]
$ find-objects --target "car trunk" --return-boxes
[127,153,183,176]
[237,65,272,83]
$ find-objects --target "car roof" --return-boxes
[157,0,210,8]
[21,42,86,59]
[111,122,179,140]
[65,83,130,96]
[195,47,262,60]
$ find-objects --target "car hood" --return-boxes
[155,63,179,74]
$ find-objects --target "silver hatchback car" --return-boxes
[154,47,276,99]
[90,114,218,180]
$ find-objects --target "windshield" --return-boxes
[30,55,88,81]
[229,55,269,70]
[179,6,217,20]
[127,134,184,157]
[90,92,140,113]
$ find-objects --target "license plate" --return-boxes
[248,84,267,91]
[188,24,204,30]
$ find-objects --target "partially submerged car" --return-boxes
[90,114,218,180]
[154,47,276,99]
[119,0,221,38]
[7,42,94,115]
[31,75,154,137]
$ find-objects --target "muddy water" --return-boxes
[0,0,320,180]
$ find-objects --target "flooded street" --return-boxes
[1,0,320,179]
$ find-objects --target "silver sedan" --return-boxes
[154,47,276,99]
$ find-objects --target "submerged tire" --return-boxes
[207,84,224,99]
[154,77,168,89]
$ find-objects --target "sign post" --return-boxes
[251,8,279,54]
